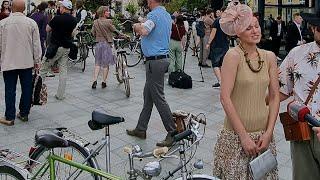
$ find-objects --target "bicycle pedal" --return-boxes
[128,76,135,79]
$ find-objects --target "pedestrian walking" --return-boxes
[285,13,305,53]
[126,0,177,147]
[213,4,280,179]
[279,11,320,180]
[30,2,49,58]
[168,15,186,73]
[0,0,42,126]
[91,6,121,89]
[206,7,229,88]
[40,0,77,100]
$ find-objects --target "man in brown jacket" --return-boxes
[0,0,41,126]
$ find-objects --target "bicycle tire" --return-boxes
[82,46,89,72]
[115,54,124,83]
[122,55,130,97]
[0,165,25,180]
[29,140,99,180]
[126,43,142,67]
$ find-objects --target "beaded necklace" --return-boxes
[239,43,264,73]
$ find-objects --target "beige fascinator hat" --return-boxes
[219,4,253,36]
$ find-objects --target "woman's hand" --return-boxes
[256,131,272,152]
[240,134,258,157]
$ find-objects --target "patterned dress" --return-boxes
[213,46,278,180]
[279,41,320,180]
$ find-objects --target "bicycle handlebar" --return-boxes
[173,129,192,142]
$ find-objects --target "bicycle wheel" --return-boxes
[122,55,130,97]
[0,165,25,180]
[115,54,124,83]
[81,45,89,72]
[28,140,99,180]
[126,43,142,67]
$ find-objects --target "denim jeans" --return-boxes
[3,68,33,120]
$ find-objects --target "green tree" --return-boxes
[125,1,139,17]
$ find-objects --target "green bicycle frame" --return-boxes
[31,154,121,180]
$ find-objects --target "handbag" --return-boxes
[32,71,48,105]
[249,149,277,180]
[280,74,320,141]
[168,70,192,89]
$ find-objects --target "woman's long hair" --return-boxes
[175,15,184,27]
[1,0,10,13]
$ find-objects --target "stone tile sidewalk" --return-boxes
[0,51,292,179]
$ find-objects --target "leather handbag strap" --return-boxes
[305,73,320,105]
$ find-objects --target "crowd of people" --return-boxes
[0,0,320,179]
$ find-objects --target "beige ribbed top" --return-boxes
[224,46,270,132]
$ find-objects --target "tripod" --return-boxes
[182,26,205,82]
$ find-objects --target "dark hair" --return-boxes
[276,16,281,20]
[293,13,300,18]
[176,15,184,26]
[48,1,55,7]
[1,0,10,13]
[206,8,213,15]
[37,2,48,12]
[220,7,226,12]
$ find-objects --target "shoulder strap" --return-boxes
[305,73,320,105]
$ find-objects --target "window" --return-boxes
[300,0,305,4]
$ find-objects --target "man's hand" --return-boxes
[312,127,320,141]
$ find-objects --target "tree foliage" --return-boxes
[164,0,209,14]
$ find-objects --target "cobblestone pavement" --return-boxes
[0,50,292,179]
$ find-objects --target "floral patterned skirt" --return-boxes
[213,129,279,180]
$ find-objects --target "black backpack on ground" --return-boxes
[169,70,192,89]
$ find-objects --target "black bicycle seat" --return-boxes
[35,129,68,148]
[88,110,124,130]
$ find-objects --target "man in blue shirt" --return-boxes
[126,0,176,147]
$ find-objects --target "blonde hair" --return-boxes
[97,6,109,17]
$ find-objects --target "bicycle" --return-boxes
[35,111,217,179]
[123,111,219,180]
[115,19,144,67]
[0,110,124,179]
[69,31,90,72]
[69,24,96,72]
[120,33,144,67]
[114,36,131,98]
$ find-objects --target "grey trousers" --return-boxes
[291,130,320,180]
[40,47,69,99]
[136,59,176,133]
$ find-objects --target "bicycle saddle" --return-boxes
[88,110,125,130]
[35,129,68,149]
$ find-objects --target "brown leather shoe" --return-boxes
[126,129,146,139]
[156,133,175,147]
[0,117,14,126]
